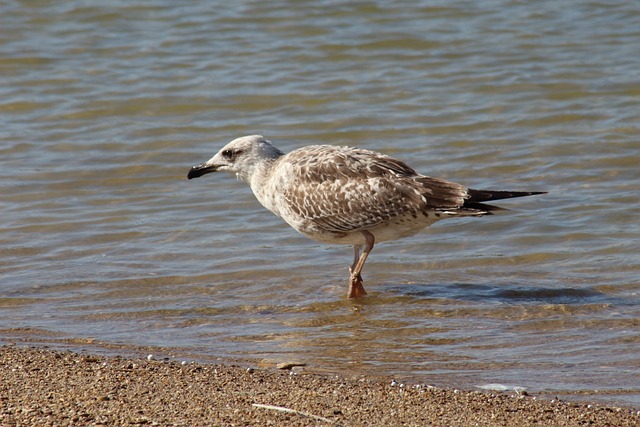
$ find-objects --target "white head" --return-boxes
[187,135,284,183]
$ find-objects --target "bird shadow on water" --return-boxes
[382,282,610,306]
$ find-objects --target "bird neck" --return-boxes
[248,154,279,187]
[248,156,284,217]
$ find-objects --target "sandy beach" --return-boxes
[1,344,638,426]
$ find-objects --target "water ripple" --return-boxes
[1,0,639,406]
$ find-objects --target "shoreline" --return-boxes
[1,328,638,406]
[1,343,638,426]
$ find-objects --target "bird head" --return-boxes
[187,135,283,183]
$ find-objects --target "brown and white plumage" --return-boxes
[188,135,545,298]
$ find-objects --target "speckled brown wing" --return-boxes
[276,145,472,234]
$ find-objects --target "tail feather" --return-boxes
[464,189,546,212]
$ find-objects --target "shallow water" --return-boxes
[1,0,639,406]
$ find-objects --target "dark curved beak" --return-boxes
[187,162,219,179]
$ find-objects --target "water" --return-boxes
[2,0,640,406]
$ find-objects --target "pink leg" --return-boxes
[347,231,375,298]
[349,245,361,275]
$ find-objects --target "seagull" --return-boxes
[187,135,545,298]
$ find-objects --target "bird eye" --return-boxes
[222,149,234,160]
[221,148,243,161]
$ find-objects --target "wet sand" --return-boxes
[1,345,638,426]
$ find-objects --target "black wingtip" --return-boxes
[463,189,546,212]
[467,189,547,203]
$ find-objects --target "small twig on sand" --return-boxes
[252,403,334,423]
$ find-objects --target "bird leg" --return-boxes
[348,245,365,296]
[349,245,361,276]
[347,231,375,298]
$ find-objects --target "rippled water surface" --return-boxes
[2,0,639,406]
